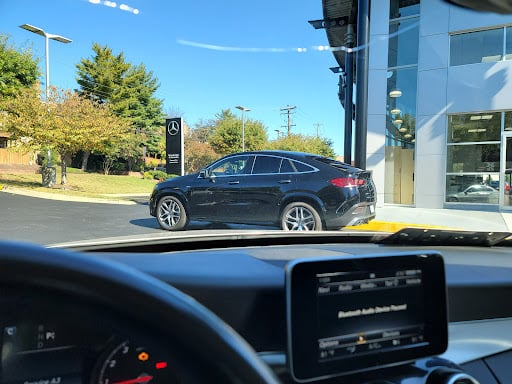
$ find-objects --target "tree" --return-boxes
[76,44,164,168]
[184,140,218,174]
[268,134,335,158]
[0,34,40,98]
[75,43,129,103]
[0,84,132,184]
[189,118,216,143]
[208,109,268,154]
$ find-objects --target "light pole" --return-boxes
[19,24,72,170]
[235,105,250,152]
[19,24,72,101]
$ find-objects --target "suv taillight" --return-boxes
[330,177,366,188]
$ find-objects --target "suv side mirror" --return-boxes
[199,169,209,178]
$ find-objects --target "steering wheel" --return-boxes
[0,241,281,384]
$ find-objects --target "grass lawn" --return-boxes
[0,167,158,199]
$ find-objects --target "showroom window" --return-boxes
[385,0,419,205]
[446,112,502,204]
[450,27,512,66]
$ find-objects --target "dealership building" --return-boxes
[321,0,512,211]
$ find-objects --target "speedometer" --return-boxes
[94,340,178,384]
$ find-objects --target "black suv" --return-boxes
[149,150,376,231]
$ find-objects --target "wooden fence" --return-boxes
[0,148,36,165]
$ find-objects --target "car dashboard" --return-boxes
[1,232,512,384]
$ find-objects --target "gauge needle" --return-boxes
[112,375,153,384]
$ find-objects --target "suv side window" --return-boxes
[210,155,252,176]
[280,159,296,173]
[252,156,281,174]
[292,160,315,173]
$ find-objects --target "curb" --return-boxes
[0,186,140,205]
[346,220,460,232]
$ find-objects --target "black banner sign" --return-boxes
[165,117,184,176]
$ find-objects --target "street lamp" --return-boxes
[19,24,72,100]
[235,105,250,152]
[19,24,72,169]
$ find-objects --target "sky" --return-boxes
[0,0,346,155]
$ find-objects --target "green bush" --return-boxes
[143,170,177,180]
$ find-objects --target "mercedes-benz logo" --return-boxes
[167,121,180,136]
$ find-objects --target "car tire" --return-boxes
[156,195,188,230]
[281,202,322,231]
[448,197,458,202]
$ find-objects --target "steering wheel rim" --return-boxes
[0,241,281,384]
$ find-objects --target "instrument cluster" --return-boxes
[0,292,183,384]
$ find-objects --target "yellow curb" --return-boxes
[347,220,461,232]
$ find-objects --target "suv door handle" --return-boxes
[229,180,240,185]
[279,179,292,184]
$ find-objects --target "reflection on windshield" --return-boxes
[0,0,512,244]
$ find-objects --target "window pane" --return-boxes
[505,111,512,132]
[386,68,417,148]
[388,18,419,67]
[450,28,503,66]
[252,156,281,174]
[506,27,512,60]
[293,161,314,173]
[446,174,499,204]
[211,155,251,176]
[447,112,501,143]
[280,159,295,173]
[389,0,420,19]
[447,143,500,173]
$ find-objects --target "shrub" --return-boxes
[143,170,177,180]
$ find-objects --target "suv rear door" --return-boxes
[237,155,296,223]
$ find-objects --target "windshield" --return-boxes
[0,0,512,245]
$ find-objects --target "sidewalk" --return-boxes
[355,206,512,232]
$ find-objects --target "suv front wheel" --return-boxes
[281,202,322,231]
[157,195,188,230]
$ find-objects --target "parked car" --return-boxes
[447,184,499,203]
[149,151,377,231]
[489,180,511,194]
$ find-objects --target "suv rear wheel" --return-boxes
[281,202,322,231]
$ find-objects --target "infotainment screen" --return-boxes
[286,252,447,382]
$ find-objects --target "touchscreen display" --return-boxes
[286,252,447,382]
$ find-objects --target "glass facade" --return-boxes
[386,67,417,148]
[388,19,420,68]
[450,27,512,66]
[385,0,419,205]
[389,0,420,19]
[446,112,511,205]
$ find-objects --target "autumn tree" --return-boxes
[0,84,132,184]
[0,34,40,98]
[209,109,268,155]
[184,140,218,174]
[268,133,335,158]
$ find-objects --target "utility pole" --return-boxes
[280,105,296,135]
[313,122,323,137]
